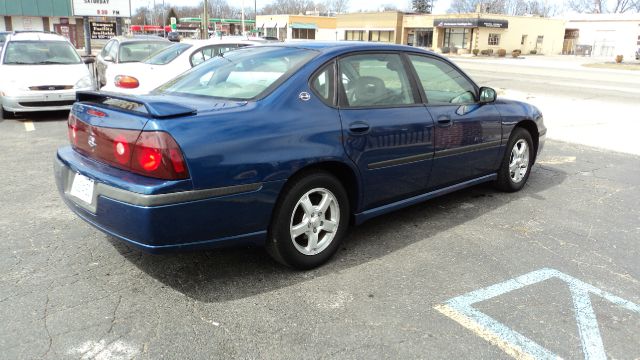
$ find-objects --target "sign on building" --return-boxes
[434,18,509,29]
[72,0,131,18]
[90,22,116,39]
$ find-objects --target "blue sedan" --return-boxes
[54,42,546,269]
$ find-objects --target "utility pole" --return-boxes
[241,0,245,36]
[202,0,209,39]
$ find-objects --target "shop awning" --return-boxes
[291,22,317,30]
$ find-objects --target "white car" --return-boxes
[95,36,172,88]
[101,38,267,95]
[0,32,94,117]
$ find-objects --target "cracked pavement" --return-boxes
[1,100,639,358]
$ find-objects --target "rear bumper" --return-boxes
[54,148,282,252]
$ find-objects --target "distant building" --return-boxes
[256,15,337,41]
[335,11,564,55]
[404,13,565,55]
[0,0,86,48]
[565,14,640,59]
[336,11,404,43]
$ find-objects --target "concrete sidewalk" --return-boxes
[448,54,639,74]
[500,89,640,156]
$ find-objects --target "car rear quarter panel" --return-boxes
[146,66,356,193]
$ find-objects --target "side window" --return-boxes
[338,53,415,108]
[408,55,476,105]
[100,41,113,58]
[107,41,118,61]
[216,44,239,56]
[191,45,235,67]
[190,49,206,67]
[310,61,335,106]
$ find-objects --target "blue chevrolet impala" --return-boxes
[54,42,546,269]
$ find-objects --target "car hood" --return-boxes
[0,64,90,89]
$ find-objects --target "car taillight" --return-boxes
[68,113,79,146]
[69,116,189,180]
[131,131,188,179]
[114,75,139,89]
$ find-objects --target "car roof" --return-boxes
[5,32,70,42]
[115,36,170,43]
[277,41,416,52]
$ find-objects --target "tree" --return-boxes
[260,0,317,15]
[568,0,639,12]
[412,0,434,13]
[448,0,557,16]
[166,8,178,26]
[322,0,350,13]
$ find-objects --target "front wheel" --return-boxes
[495,127,534,192]
[267,172,349,270]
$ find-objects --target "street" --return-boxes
[1,57,639,359]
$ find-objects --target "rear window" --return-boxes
[144,43,192,65]
[155,46,317,100]
[3,40,82,65]
[119,41,172,63]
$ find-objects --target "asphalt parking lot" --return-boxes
[1,112,639,359]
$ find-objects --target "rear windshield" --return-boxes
[3,40,82,65]
[155,46,317,100]
[119,41,172,63]
[144,43,192,65]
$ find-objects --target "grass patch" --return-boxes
[582,62,640,71]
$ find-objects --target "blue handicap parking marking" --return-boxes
[435,268,640,360]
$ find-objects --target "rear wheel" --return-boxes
[495,127,534,192]
[267,172,349,270]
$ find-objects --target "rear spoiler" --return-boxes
[76,91,197,119]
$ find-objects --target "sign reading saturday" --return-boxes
[72,0,131,17]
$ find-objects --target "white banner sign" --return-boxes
[72,0,131,18]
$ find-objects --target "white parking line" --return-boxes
[435,268,640,360]
[24,121,35,132]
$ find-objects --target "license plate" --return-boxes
[69,173,95,205]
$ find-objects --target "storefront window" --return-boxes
[293,28,315,40]
[415,29,433,48]
[488,33,500,46]
[345,30,365,41]
[369,31,393,42]
[443,28,470,50]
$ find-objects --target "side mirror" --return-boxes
[83,57,95,64]
[103,55,114,62]
[479,87,496,103]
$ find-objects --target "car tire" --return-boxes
[495,127,534,192]
[267,171,349,270]
[0,107,12,120]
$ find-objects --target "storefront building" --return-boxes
[565,14,640,59]
[403,13,565,55]
[256,15,337,41]
[336,11,403,44]
[1,0,86,48]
